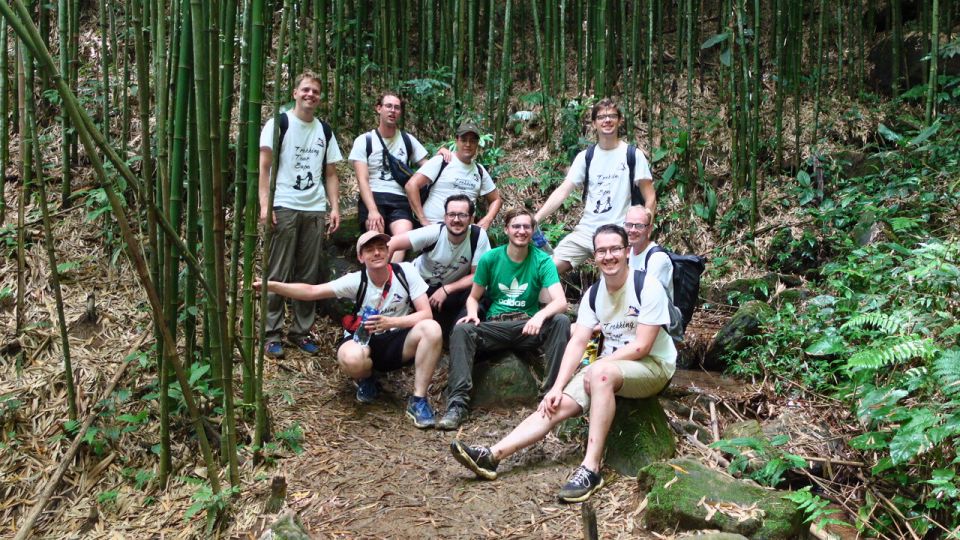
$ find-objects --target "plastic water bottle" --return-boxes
[353,306,379,346]
[532,227,553,254]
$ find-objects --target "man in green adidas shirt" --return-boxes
[438,208,570,430]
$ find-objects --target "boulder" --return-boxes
[329,208,362,249]
[259,510,311,540]
[470,351,540,408]
[710,274,803,307]
[703,301,772,371]
[603,397,676,476]
[316,251,363,321]
[636,458,806,538]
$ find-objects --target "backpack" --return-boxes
[278,112,333,179]
[643,246,707,332]
[341,263,413,333]
[366,129,416,186]
[421,224,482,259]
[588,269,685,342]
[582,143,645,206]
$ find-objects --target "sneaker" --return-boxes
[558,465,605,503]
[436,404,469,431]
[449,440,498,480]
[295,336,320,355]
[355,377,379,404]
[406,396,436,429]
[265,341,284,359]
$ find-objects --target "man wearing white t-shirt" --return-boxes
[450,224,676,503]
[405,121,502,228]
[254,231,442,429]
[535,98,656,274]
[626,205,673,299]
[349,92,429,262]
[259,71,343,358]
[387,194,491,335]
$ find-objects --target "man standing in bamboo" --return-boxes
[259,71,343,358]
[535,98,656,275]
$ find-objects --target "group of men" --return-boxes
[254,70,678,503]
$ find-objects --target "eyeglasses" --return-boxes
[595,113,620,121]
[445,212,470,220]
[380,103,402,111]
[593,246,626,257]
[509,223,532,231]
[623,222,650,230]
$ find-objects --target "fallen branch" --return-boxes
[13,333,146,540]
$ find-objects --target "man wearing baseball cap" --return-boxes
[254,231,443,428]
[405,121,502,229]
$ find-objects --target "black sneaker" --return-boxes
[436,404,469,431]
[449,440,498,480]
[558,465,604,503]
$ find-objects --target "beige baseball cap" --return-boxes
[356,230,391,257]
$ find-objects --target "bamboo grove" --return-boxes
[2,0,956,527]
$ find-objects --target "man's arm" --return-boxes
[324,163,340,233]
[522,282,568,336]
[386,231,413,255]
[638,179,656,221]
[602,323,661,362]
[534,179,576,225]
[457,283,486,324]
[405,172,431,225]
[258,147,276,225]
[476,189,502,229]
[253,280,337,301]
[538,322,593,417]
[353,159,383,232]
[374,293,433,331]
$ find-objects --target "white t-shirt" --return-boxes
[576,271,677,369]
[629,243,674,300]
[567,141,652,232]
[259,113,344,211]
[408,224,492,287]
[329,262,429,335]
[416,155,497,223]
[348,130,429,197]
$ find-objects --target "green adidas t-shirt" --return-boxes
[474,246,560,318]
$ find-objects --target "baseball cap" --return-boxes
[455,121,482,138]
[356,231,391,257]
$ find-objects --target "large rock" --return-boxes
[470,352,540,408]
[604,397,676,476]
[636,458,806,538]
[703,301,772,371]
[709,274,803,307]
[259,511,311,540]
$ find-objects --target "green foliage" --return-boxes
[275,423,305,454]
[401,68,454,139]
[711,435,806,487]
[783,487,850,530]
[183,477,239,521]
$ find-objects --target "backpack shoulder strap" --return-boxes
[469,224,481,259]
[477,162,489,180]
[365,131,372,158]
[588,280,600,313]
[633,269,647,303]
[319,119,333,178]
[644,244,668,269]
[278,111,289,151]
[435,159,450,185]
[422,224,445,254]
[582,144,596,204]
[626,144,637,184]
[401,131,414,165]
[353,267,369,314]
[391,263,413,306]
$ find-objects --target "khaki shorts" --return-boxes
[563,357,673,414]
[552,226,595,269]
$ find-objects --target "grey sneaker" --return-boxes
[558,465,604,503]
[449,440,498,480]
[436,404,469,430]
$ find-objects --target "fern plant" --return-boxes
[846,336,937,370]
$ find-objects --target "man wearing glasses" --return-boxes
[349,92,429,261]
[388,194,492,335]
[625,205,673,298]
[449,224,676,503]
[437,208,570,430]
[534,98,656,274]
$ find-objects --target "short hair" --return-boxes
[376,91,403,110]
[444,194,475,216]
[627,205,653,224]
[591,98,622,121]
[502,207,536,230]
[294,70,323,90]
[593,224,628,249]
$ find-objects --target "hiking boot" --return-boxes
[265,341,284,359]
[558,465,604,503]
[449,440,498,480]
[355,376,379,404]
[406,396,436,429]
[295,336,320,355]
[436,404,469,431]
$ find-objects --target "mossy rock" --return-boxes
[262,511,311,540]
[711,274,802,307]
[329,208,362,249]
[317,251,363,321]
[770,288,810,309]
[636,458,806,539]
[704,301,772,371]
[604,396,676,476]
[471,352,540,408]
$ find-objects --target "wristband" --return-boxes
[442,286,449,294]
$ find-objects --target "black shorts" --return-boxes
[358,192,415,232]
[338,328,413,372]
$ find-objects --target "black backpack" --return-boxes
[366,129,417,186]
[643,246,707,332]
[582,143,645,206]
[278,112,333,179]
[421,224,482,259]
[588,269,685,342]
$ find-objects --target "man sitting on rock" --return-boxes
[449,224,676,503]
[387,194,492,335]
[254,231,442,429]
[437,208,570,430]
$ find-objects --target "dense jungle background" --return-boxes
[1,0,959,537]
